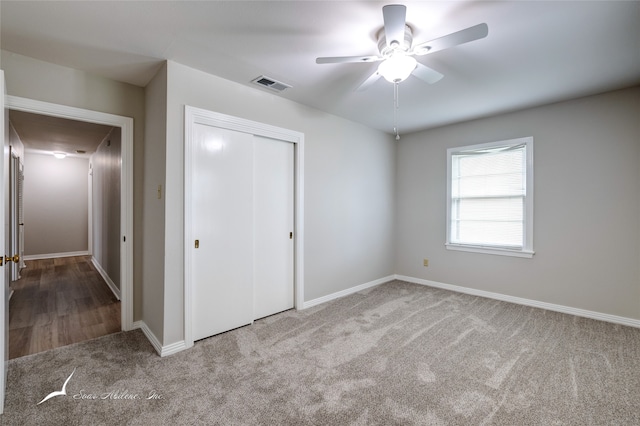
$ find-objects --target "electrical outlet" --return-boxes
[423,258,429,267]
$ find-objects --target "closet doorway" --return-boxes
[184,106,305,347]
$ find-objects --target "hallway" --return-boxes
[8,256,120,359]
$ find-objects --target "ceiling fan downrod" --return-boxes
[394,81,400,140]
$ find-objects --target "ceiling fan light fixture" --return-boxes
[378,55,417,83]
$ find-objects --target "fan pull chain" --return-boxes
[393,82,400,140]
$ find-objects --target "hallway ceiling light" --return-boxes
[53,152,67,159]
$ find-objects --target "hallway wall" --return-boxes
[91,127,122,289]
[23,152,89,257]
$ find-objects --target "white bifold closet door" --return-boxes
[191,124,294,342]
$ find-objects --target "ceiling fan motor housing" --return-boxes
[378,25,413,57]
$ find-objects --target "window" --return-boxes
[446,137,534,258]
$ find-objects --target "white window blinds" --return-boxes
[447,137,534,257]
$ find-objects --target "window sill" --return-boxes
[445,243,535,258]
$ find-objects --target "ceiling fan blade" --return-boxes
[411,63,444,84]
[316,55,382,64]
[356,70,381,92]
[413,23,488,55]
[382,4,407,48]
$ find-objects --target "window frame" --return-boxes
[446,136,534,258]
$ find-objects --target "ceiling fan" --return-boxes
[316,4,489,91]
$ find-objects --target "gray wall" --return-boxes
[142,63,167,341]
[1,50,146,320]
[145,61,396,345]
[91,127,121,289]
[396,86,640,320]
[23,153,89,256]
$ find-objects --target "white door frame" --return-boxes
[1,69,9,414]
[5,95,135,331]
[9,151,21,282]
[184,105,304,349]
[88,163,93,256]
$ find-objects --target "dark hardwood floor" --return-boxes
[8,256,121,359]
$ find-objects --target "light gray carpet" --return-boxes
[3,280,639,425]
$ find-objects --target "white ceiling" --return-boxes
[9,110,114,157]
[1,1,639,136]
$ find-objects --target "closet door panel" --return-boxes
[253,136,294,319]
[191,124,254,341]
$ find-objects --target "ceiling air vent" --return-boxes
[251,75,292,92]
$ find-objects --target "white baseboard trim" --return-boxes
[159,340,188,357]
[132,320,188,357]
[23,251,89,261]
[91,257,121,300]
[302,275,395,309]
[395,275,640,329]
[133,321,161,355]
